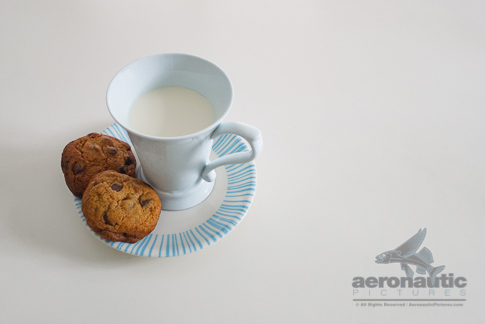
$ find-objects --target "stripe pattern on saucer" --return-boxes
[74,124,256,257]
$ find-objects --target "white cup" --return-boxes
[106,53,263,210]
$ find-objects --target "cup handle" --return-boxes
[201,122,263,182]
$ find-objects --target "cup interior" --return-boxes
[107,53,233,137]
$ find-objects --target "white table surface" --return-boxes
[1,1,484,323]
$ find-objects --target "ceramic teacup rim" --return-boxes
[106,53,234,142]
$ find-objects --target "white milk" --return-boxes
[129,86,215,137]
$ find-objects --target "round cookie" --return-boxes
[61,133,136,197]
[81,170,161,243]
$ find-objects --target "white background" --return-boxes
[1,1,484,323]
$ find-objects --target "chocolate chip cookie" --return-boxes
[61,133,136,197]
[81,170,161,243]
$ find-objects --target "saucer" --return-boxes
[73,123,257,257]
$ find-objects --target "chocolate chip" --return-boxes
[139,199,153,207]
[61,160,69,170]
[125,156,134,165]
[72,164,86,175]
[93,181,102,186]
[111,183,123,192]
[103,212,116,226]
[103,212,110,224]
[106,146,118,155]
[119,165,128,174]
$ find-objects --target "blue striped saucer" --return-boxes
[73,124,257,257]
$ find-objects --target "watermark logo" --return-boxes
[352,228,467,307]
[375,228,445,285]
